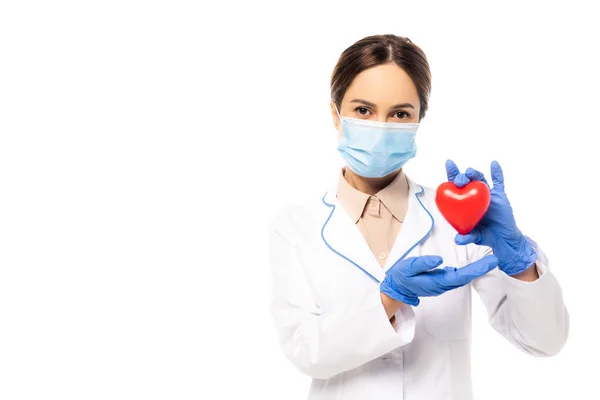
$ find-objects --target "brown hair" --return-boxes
[330,34,432,121]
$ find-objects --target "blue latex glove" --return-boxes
[445,159,537,276]
[380,254,499,306]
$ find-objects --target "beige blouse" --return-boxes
[336,168,410,268]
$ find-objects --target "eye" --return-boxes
[354,106,371,116]
[394,111,410,119]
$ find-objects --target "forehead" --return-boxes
[342,63,419,104]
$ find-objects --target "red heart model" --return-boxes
[435,181,491,235]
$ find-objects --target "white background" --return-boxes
[1,1,598,399]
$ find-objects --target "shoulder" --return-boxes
[419,183,437,200]
[410,180,437,208]
[269,189,332,244]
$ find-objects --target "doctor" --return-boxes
[269,34,569,399]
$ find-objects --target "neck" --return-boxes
[344,168,402,195]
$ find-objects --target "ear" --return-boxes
[330,100,341,132]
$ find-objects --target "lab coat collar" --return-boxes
[322,174,434,282]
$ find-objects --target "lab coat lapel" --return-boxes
[383,178,435,272]
[322,189,386,283]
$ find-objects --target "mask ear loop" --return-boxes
[333,101,343,134]
[332,101,342,120]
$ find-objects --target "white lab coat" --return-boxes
[269,175,569,400]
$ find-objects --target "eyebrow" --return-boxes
[349,98,415,109]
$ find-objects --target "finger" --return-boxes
[453,173,470,188]
[454,229,483,245]
[444,255,499,287]
[465,167,489,187]
[445,159,460,182]
[405,255,444,276]
[490,160,505,192]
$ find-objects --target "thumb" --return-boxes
[405,255,444,276]
[453,173,470,188]
[445,254,499,287]
[454,229,483,245]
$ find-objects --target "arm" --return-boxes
[445,160,569,356]
[469,238,569,356]
[269,225,415,380]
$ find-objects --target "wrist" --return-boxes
[380,286,418,307]
[500,235,537,275]
[380,292,405,319]
[510,262,539,281]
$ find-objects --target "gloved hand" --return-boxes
[380,254,499,306]
[445,159,538,276]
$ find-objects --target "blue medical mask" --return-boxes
[335,104,419,178]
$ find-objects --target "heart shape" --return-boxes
[435,181,491,235]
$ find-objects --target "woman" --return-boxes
[269,34,568,399]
